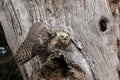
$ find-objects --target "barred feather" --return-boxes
[15,22,49,65]
[15,39,35,65]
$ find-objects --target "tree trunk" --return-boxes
[0,0,119,80]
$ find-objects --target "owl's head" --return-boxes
[56,31,71,47]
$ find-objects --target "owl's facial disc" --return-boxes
[57,32,70,46]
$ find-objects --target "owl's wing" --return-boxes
[15,37,47,65]
[15,22,49,65]
[15,39,35,65]
[32,39,49,63]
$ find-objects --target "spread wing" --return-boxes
[15,39,35,65]
[15,38,48,65]
[15,22,51,65]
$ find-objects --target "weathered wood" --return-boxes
[0,0,119,80]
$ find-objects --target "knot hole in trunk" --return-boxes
[99,16,109,32]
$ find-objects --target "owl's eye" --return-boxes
[61,35,64,38]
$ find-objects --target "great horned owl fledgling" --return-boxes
[15,22,71,65]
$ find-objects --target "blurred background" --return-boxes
[0,23,23,80]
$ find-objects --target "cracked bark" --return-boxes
[0,0,119,80]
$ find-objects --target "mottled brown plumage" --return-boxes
[15,22,71,65]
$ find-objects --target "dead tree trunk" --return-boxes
[0,0,119,80]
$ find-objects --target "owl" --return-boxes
[15,22,71,65]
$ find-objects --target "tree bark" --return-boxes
[0,0,119,80]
